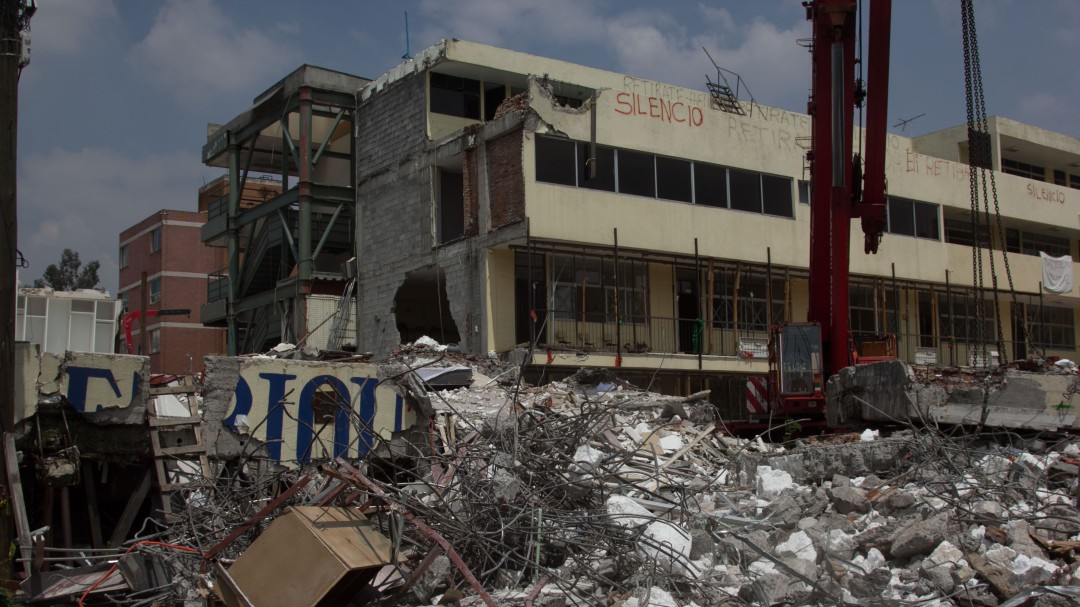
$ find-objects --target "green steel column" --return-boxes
[227,135,240,355]
[298,88,313,282]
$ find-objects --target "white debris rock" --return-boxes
[776,530,818,563]
[573,444,604,466]
[860,429,880,442]
[756,466,794,500]
[607,495,652,528]
[1009,553,1059,588]
[659,433,685,453]
[642,520,693,576]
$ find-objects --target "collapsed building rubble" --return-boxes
[8,340,1080,605]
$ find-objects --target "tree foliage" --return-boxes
[32,249,101,291]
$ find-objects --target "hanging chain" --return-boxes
[961,0,1020,368]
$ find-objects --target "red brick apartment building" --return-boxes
[118,208,226,375]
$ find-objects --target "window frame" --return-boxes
[150,227,161,254]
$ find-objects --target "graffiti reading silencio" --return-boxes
[614,92,704,128]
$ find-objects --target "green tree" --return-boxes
[32,248,101,291]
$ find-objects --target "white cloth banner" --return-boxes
[1040,251,1073,293]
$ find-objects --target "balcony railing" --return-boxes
[530,309,1075,368]
[207,268,229,303]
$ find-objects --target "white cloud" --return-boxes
[605,10,810,112]
[416,0,605,48]
[17,147,214,295]
[127,0,300,109]
[31,0,118,55]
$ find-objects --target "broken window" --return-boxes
[617,150,655,198]
[656,156,692,203]
[484,82,507,121]
[578,143,615,192]
[694,163,727,208]
[438,168,465,244]
[535,136,576,186]
[430,73,481,120]
[394,266,461,345]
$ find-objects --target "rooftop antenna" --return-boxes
[402,11,411,60]
[893,113,925,132]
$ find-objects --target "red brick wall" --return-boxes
[487,129,525,229]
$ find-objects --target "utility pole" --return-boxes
[1,0,34,583]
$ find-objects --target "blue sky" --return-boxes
[16,0,1080,296]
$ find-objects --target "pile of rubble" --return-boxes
[13,340,1080,606]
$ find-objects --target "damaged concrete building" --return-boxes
[201,40,1080,418]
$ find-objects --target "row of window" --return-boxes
[942,218,1072,257]
[119,227,161,269]
[1002,158,1080,190]
[535,136,795,218]
[533,251,1078,349]
[119,277,161,310]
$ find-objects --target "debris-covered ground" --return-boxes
[14,341,1080,606]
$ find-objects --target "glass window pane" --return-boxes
[914,201,940,240]
[535,136,576,186]
[579,144,615,192]
[617,150,655,197]
[656,156,692,203]
[762,174,793,218]
[694,163,727,208]
[729,169,761,213]
[887,197,915,236]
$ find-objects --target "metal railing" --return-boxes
[532,310,1077,367]
[207,269,229,303]
[536,310,771,358]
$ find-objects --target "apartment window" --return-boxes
[728,168,762,213]
[149,329,160,354]
[535,136,577,186]
[535,136,791,218]
[149,277,161,304]
[694,163,728,208]
[938,293,994,342]
[1070,174,1080,190]
[849,283,895,338]
[119,245,129,268]
[119,290,129,313]
[1006,228,1071,257]
[711,269,784,331]
[887,197,940,240]
[944,217,991,248]
[578,143,615,192]
[1001,158,1045,181]
[617,150,655,198]
[150,227,161,253]
[1054,170,1068,186]
[550,255,646,322]
[429,73,481,120]
[1033,305,1075,349]
[656,156,692,203]
[761,175,794,218]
